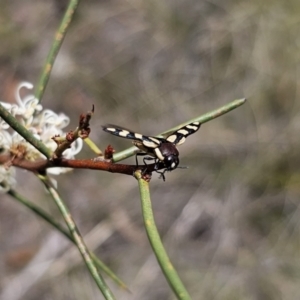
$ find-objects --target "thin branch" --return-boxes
[0,154,160,176]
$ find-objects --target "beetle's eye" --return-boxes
[164,155,179,170]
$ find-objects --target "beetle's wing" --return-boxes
[166,122,201,146]
[102,124,164,149]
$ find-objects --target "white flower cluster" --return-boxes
[0,82,83,192]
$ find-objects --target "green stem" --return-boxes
[34,0,80,101]
[136,171,191,300]
[0,103,52,158]
[113,98,246,162]
[7,189,128,291]
[39,175,116,300]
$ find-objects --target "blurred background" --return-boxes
[0,0,300,299]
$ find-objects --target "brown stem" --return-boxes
[0,153,159,176]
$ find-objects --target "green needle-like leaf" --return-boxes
[34,0,80,102]
[7,189,129,291]
[39,175,116,300]
[112,98,246,162]
[136,171,192,300]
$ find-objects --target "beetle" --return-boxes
[102,121,201,179]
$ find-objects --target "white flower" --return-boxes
[15,82,42,117]
[0,166,16,192]
[0,81,83,191]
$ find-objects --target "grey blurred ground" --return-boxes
[0,0,300,299]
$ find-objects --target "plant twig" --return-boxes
[0,154,158,176]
